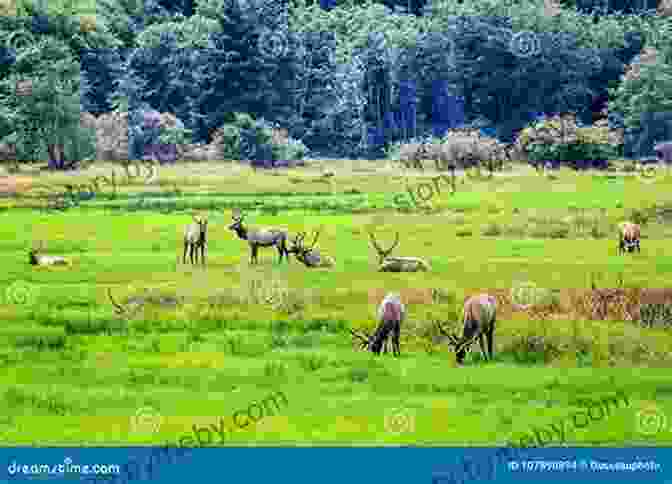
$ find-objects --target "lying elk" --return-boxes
[288,229,335,268]
[183,214,208,265]
[434,294,497,365]
[350,292,405,356]
[618,221,641,254]
[29,241,69,266]
[229,209,289,264]
[368,230,430,272]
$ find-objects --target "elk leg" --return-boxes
[478,333,488,361]
[487,323,495,359]
[251,245,258,264]
[183,242,188,264]
[189,244,195,265]
[393,322,401,357]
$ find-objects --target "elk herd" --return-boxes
[25,208,643,365]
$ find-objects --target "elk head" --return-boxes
[289,229,320,259]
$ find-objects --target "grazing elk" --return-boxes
[350,292,405,356]
[368,230,431,272]
[288,229,335,268]
[29,241,69,266]
[434,294,497,365]
[228,209,290,265]
[183,214,208,265]
[618,221,641,254]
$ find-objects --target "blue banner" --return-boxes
[1,447,668,483]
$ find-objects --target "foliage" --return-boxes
[609,62,672,157]
[80,48,126,115]
[518,115,619,166]
[0,36,93,165]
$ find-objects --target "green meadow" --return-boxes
[1,160,672,446]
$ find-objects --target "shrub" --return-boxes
[517,113,619,167]
[210,114,307,164]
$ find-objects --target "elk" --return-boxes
[617,221,641,254]
[228,209,290,265]
[183,214,208,265]
[350,292,405,356]
[434,294,497,365]
[29,241,69,266]
[288,229,335,268]
[368,230,431,272]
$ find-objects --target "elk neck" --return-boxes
[231,224,248,240]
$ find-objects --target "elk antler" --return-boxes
[434,320,461,346]
[231,208,244,221]
[368,230,399,264]
[293,232,306,249]
[107,287,127,315]
[350,328,371,349]
[307,228,321,250]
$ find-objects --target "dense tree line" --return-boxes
[0,0,670,165]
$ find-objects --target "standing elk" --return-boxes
[183,214,208,265]
[350,292,405,356]
[368,230,431,272]
[434,294,497,364]
[617,221,641,254]
[288,229,335,268]
[29,241,69,266]
[228,209,290,265]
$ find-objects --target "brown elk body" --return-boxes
[288,230,335,268]
[618,221,640,254]
[435,294,497,364]
[28,241,69,266]
[350,293,405,356]
[229,210,289,265]
[183,214,208,265]
[368,230,431,272]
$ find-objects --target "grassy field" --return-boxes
[1,159,672,446]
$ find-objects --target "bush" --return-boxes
[210,113,307,164]
[517,114,619,167]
